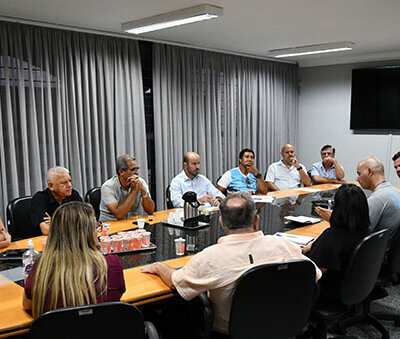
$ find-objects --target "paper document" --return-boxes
[293,187,322,193]
[200,206,219,214]
[275,233,314,246]
[252,195,276,203]
[284,215,322,224]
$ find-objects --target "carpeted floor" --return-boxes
[341,283,400,338]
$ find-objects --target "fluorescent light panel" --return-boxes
[122,4,223,34]
[269,41,355,58]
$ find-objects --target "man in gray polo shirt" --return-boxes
[356,156,400,240]
[316,156,400,243]
[99,155,155,222]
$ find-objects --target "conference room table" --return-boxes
[0,183,339,338]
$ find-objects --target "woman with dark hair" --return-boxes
[23,201,126,318]
[304,183,371,302]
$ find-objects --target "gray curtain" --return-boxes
[0,22,147,224]
[153,43,298,209]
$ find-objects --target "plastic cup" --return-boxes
[111,236,123,253]
[137,218,145,229]
[168,212,174,224]
[40,236,47,251]
[186,235,196,252]
[133,234,143,249]
[123,235,133,251]
[142,231,151,247]
[174,209,182,223]
[174,238,186,256]
[99,236,112,254]
[101,223,110,236]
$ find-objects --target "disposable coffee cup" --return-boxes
[137,218,145,229]
[174,237,186,256]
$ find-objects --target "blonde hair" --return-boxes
[31,202,107,318]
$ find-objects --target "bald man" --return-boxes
[265,144,311,191]
[169,152,225,208]
[317,156,400,242]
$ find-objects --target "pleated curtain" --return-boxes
[153,43,298,209]
[0,22,147,222]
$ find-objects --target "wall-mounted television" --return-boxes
[350,66,400,130]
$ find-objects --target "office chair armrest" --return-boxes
[144,320,160,339]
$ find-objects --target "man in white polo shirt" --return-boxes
[265,144,311,191]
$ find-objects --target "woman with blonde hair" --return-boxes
[23,201,125,318]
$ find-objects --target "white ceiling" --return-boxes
[1,0,400,67]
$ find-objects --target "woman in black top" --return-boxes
[305,183,370,303]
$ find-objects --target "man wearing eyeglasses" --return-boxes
[99,155,155,222]
[311,144,345,184]
[216,148,268,194]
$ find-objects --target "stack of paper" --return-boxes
[283,215,322,224]
[275,233,314,246]
[293,187,322,193]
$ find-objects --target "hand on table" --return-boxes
[198,194,212,204]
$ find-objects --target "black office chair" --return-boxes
[84,187,101,220]
[371,227,400,325]
[229,260,317,339]
[6,196,34,240]
[28,301,159,339]
[166,185,174,209]
[311,229,390,339]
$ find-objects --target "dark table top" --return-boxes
[0,189,338,280]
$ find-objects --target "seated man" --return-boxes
[170,152,225,207]
[316,156,400,242]
[216,149,268,194]
[392,151,400,179]
[0,217,11,249]
[265,144,311,191]
[311,144,345,184]
[142,192,321,335]
[31,166,82,235]
[99,155,155,221]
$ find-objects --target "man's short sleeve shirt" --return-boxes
[265,160,307,190]
[99,175,150,222]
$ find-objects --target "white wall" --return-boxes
[297,60,400,185]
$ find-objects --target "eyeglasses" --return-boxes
[128,167,140,172]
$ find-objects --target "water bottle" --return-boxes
[22,240,39,282]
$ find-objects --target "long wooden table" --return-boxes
[0,184,338,338]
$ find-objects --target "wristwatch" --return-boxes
[255,173,262,179]
[296,167,302,171]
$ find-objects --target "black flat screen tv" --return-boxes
[350,66,400,130]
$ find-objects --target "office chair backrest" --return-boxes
[341,229,389,305]
[29,302,147,339]
[84,187,101,220]
[387,226,400,273]
[166,185,174,209]
[6,196,34,240]
[229,260,316,339]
